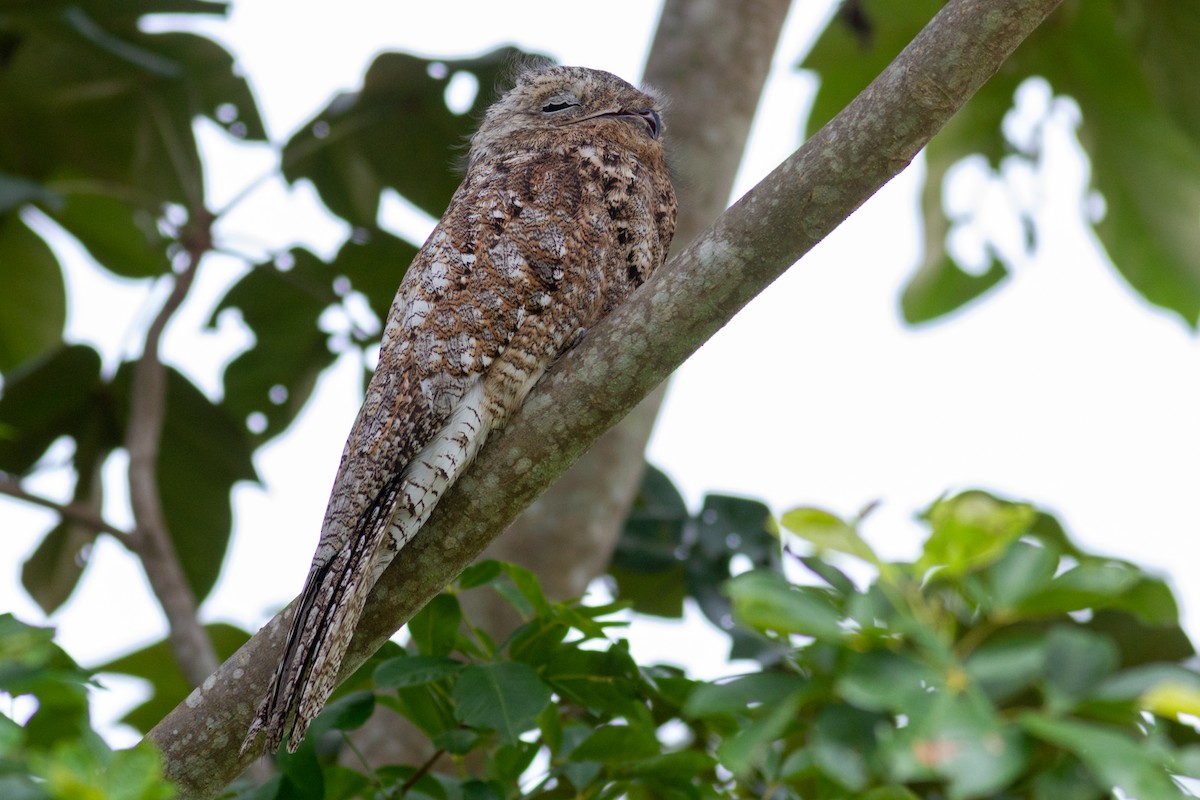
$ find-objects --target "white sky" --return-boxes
[3,0,1199,746]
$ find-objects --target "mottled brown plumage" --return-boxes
[244,65,676,754]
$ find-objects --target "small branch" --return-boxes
[125,230,220,688]
[147,1,1064,795]
[0,471,134,542]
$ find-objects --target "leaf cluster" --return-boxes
[216,490,1200,798]
[803,0,1200,325]
[0,614,174,800]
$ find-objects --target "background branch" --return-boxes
[0,471,132,542]
[125,240,220,689]
[147,0,1064,794]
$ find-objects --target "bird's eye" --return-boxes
[541,101,578,113]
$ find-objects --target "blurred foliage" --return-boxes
[0,614,176,800]
[803,0,1200,326]
[0,0,538,610]
[247,490,1200,798]
[67,490,1200,798]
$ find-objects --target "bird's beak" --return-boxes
[587,108,662,140]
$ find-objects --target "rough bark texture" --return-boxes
[148,0,1065,795]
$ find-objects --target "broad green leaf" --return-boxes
[1043,626,1119,707]
[373,655,463,689]
[327,228,418,323]
[0,344,108,473]
[407,593,462,657]
[976,540,1059,612]
[0,6,263,209]
[487,741,539,785]
[804,1,1200,324]
[93,622,250,734]
[0,215,66,372]
[308,690,374,738]
[918,491,1036,577]
[49,189,169,278]
[110,365,258,603]
[1142,682,1200,720]
[886,692,1027,799]
[451,662,552,744]
[282,48,527,226]
[568,724,660,763]
[810,704,884,790]
[683,672,809,719]
[965,633,1046,703]
[21,415,110,615]
[717,687,806,775]
[212,250,340,443]
[725,571,844,640]
[838,650,944,713]
[624,750,717,784]
[782,506,877,563]
[1095,663,1200,704]
[21,517,98,617]
[1021,713,1184,800]
[543,647,642,719]
[34,740,175,800]
[612,464,691,617]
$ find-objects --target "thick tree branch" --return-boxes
[148,0,1063,794]
[0,471,133,542]
[125,242,220,689]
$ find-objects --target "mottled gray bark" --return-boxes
[148,0,1065,795]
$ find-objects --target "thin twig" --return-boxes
[0,471,135,543]
[125,230,220,687]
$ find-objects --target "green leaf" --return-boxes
[1021,713,1184,800]
[111,365,258,603]
[307,690,374,738]
[407,593,462,657]
[683,672,809,719]
[838,650,944,713]
[1043,626,1119,707]
[918,491,1036,577]
[542,646,642,718]
[327,228,418,323]
[976,540,1059,611]
[725,571,844,640]
[21,520,97,617]
[0,7,263,208]
[0,344,108,473]
[0,215,66,373]
[282,48,528,226]
[373,655,463,689]
[782,506,877,563]
[612,464,691,618]
[92,623,250,734]
[717,687,807,775]
[886,692,1028,799]
[212,251,340,443]
[49,189,169,278]
[452,662,551,743]
[568,724,660,763]
[965,632,1046,703]
[810,704,884,791]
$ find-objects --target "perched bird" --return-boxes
[244,64,676,754]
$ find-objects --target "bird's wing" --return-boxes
[245,150,599,753]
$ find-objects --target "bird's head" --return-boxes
[469,65,666,164]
